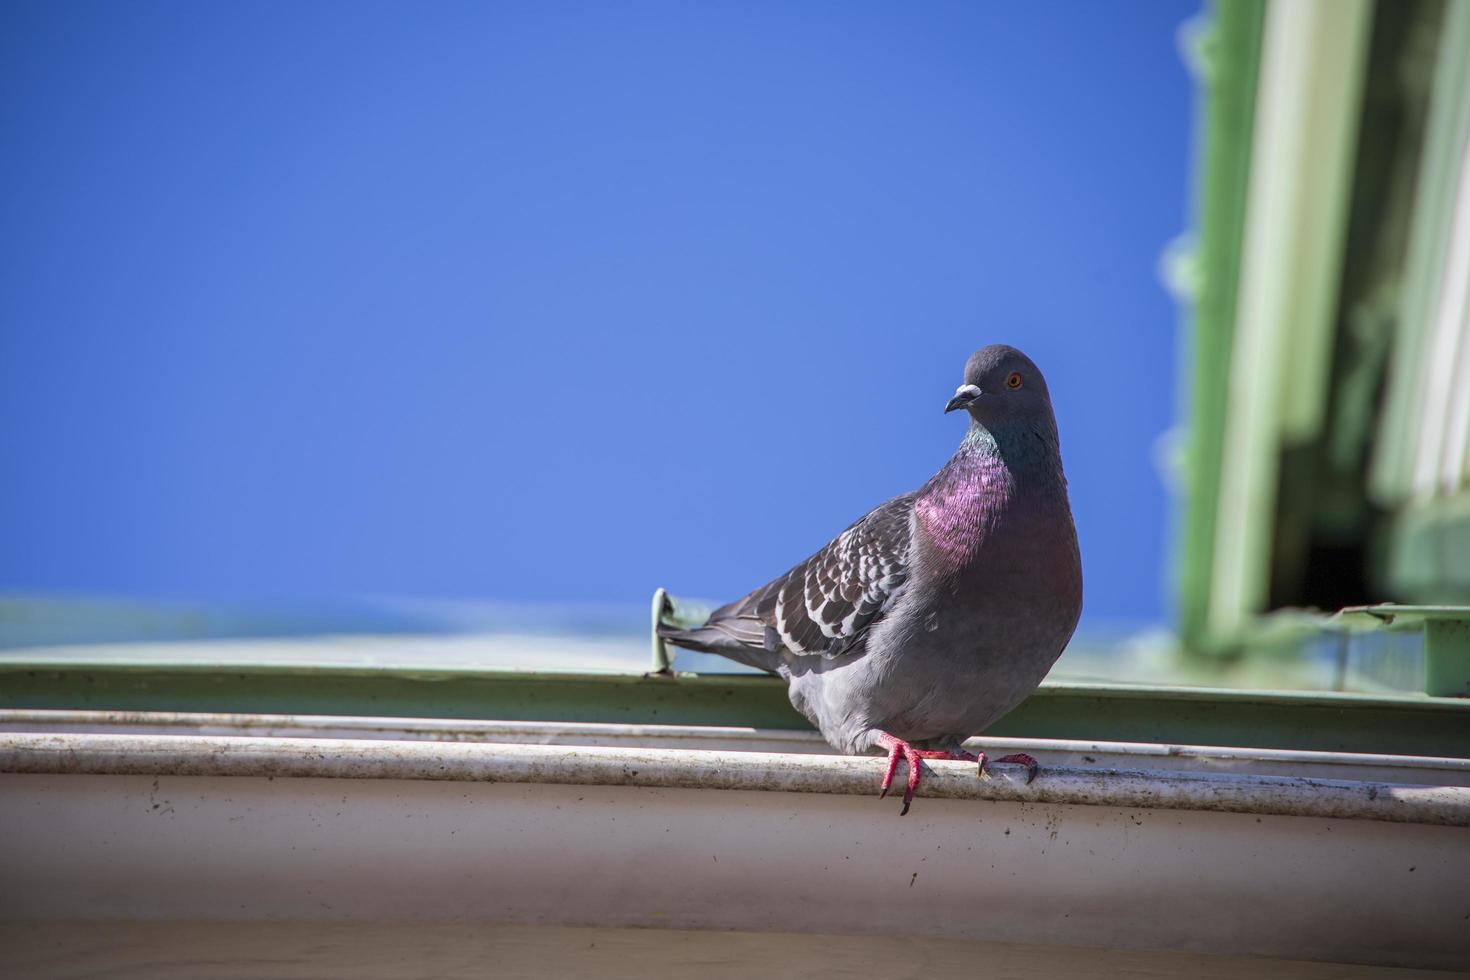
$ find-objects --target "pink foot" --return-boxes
[979,752,1040,784]
[874,733,974,815]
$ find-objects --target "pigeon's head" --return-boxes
[944,345,1054,424]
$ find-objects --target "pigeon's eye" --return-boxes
[1005,372,1023,390]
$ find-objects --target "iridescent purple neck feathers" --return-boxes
[913,419,1067,570]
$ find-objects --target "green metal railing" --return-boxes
[2,660,1466,758]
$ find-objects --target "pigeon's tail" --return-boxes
[654,589,783,675]
[658,620,787,675]
[656,622,782,674]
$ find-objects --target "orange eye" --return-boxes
[1005,372,1023,390]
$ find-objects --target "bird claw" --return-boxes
[997,752,1040,784]
[976,751,1040,784]
[875,733,922,815]
[875,734,975,815]
[874,737,1039,811]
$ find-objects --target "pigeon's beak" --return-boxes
[944,384,982,414]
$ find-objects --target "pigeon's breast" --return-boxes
[966,491,1079,629]
[857,512,1080,744]
[911,449,1078,596]
[897,470,1082,736]
[911,460,1014,574]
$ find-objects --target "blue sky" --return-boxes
[1,1,1198,626]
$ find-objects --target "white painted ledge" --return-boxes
[5,708,1468,784]
[3,731,1468,826]
[4,722,1468,969]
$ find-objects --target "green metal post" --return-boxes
[1424,620,1470,698]
[1177,0,1266,653]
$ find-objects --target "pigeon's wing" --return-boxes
[681,492,914,661]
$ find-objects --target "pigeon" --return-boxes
[659,345,1082,813]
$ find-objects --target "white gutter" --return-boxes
[4,731,1467,826]
[3,709,1468,784]
[6,724,1468,968]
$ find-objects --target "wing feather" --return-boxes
[669,492,915,665]
[752,492,914,658]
